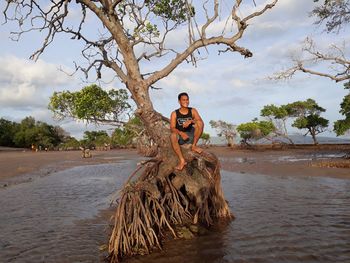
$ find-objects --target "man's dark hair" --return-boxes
[178,92,189,100]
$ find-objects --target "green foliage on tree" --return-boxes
[0,116,68,149]
[111,128,132,147]
[60,137,81,150]
[200,132,210,141]
[13,117,37,148]
[111,116,143,148]
[209,120,237,147]
[49,84,131,125]
[260,104,294,144]
[286,98,325,117]
[200,132,210,145]
[237,120,275,145]
[287,99,329,144]
[146,0,195,23]
[34,122,66,149]
[312,0,350,33]
[261,104,290,119]
[0,118,20,147]
[81,130,110,148]
[334,91,350,135]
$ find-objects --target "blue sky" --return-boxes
[1,0,349,139]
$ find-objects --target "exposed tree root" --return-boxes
[108,147,233,262]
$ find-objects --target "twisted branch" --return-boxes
[272,37,350,83]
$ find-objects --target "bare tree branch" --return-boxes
[271,37,350,82]
[146,0,278,86]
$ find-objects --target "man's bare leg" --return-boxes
[192,121,204,153]
[170,132,187,170]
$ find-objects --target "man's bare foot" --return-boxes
[191,145,203,154]
[175,159,187,171]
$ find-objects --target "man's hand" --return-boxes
[182,119,193,128]
[179,131,189,141]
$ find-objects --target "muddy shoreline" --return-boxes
[208,145,350,179]
[0,149,139,187]
[0,145,349,187]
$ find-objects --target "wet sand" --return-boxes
[3,145,348,207]
[0,146,349,186]
[208,146,350,180]
[0,148,138,187]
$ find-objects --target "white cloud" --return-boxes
[230,78,249,89]
[0,55,74,108]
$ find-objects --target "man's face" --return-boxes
[179,95,189,108]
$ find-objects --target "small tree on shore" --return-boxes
[260,104,294,144]
[209,120,237,147]
[200,132,211,146]
[237,119,275,145]
[287,99,329,145]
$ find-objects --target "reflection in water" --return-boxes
[0,160,349,263]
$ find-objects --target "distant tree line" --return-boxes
[0,116,68,149]
[0,116,142,150]
[210,98,331,146]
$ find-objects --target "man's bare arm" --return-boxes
[191,108,204,126]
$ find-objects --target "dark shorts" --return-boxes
[178,127,195,145]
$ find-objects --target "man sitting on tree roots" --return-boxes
[170,92,204,170]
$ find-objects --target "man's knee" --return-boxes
[194,121,204,131]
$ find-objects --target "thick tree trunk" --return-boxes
[108,84,232,262]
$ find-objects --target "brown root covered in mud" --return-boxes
[108,146,233,262]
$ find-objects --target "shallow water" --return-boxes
[1,158,350,263]
[129,173,350,263]
[0,159,138,262]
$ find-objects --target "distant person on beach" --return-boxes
[170,92,204,170]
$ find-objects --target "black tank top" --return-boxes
[175,107,193,132]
